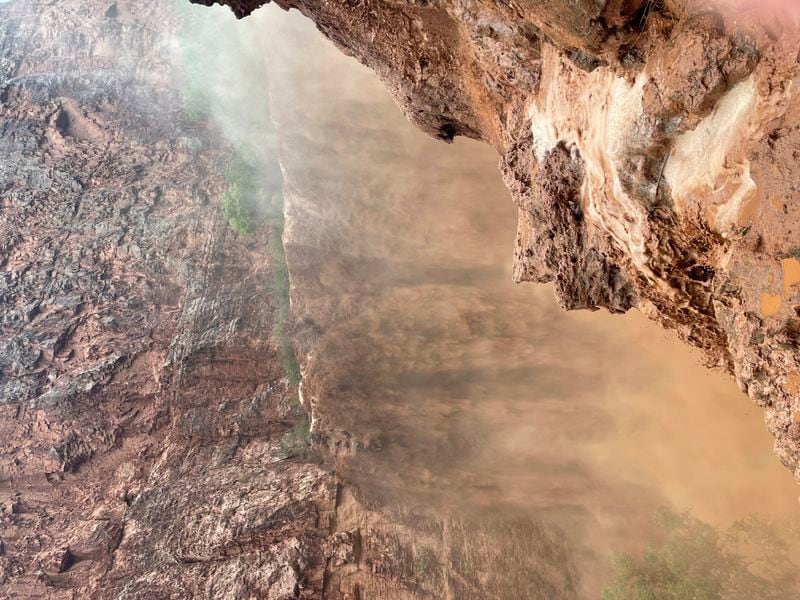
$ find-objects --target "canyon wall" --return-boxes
[0,2,337,597]
[0,1,579,597]
[3,0,800,597]
[196,0,800,484]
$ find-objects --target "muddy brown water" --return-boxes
[184,4,799,595]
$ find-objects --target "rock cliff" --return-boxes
[0,1,351,598]
[196,0,800,484]
[0,2,341,597]
[4,0,800,598]
[0,1,577,598]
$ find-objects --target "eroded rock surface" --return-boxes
[0,1,581,598]
[0,2,332,598]
[4,0,800,597]
[198,0,800,483]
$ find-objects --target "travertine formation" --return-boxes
[196,0,800,484]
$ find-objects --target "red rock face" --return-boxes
[197,0,800,485]
[0,1,340,597]
[3,0,800,597]
[0,2,580,598]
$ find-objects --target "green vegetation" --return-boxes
[603,509,800,600]
[221,152,267,234]
[221,183,256,234]
[176,2,307,456]
[279,410,311,459]
[222,151,301,387]
[220,152,286,234]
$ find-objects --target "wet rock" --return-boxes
[0,3,550,598]
[201,0,800,485]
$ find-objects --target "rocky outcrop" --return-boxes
[197,0,800,483]
[0,1,580,598]
[3,0,800,596]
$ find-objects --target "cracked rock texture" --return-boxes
[4,0,800,597]
[0,2,339,597]
[0,1,579,598]
[0,1,407,598]
[198,0,800,484]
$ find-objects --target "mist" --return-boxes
[172,2,800,596]
[2,0,797,596]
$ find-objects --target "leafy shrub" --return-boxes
[221,183,258,234]
[602,508,800,600]
[279,411,311,459]
[220,153,267,234]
